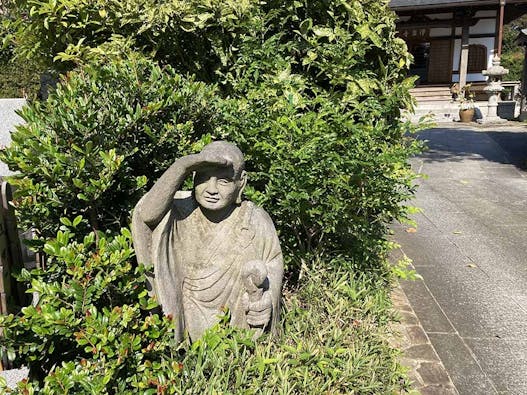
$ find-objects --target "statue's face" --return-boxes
[194,166,243,212]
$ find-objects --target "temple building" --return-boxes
[390,0,527,121]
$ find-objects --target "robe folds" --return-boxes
[132,191,283,342]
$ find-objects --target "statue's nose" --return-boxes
[205,178,219,194]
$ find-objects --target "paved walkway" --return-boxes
[393,125,527,395]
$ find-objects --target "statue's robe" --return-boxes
[132,191,283,342]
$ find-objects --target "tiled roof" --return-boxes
[390,0,500,10]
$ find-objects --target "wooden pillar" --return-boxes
[516,29,527,120]
[521,42,527,120]
[459,24,470,90]
[524,48,527,93]
[497,0,506,57]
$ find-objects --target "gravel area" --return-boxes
[0,366,29,389]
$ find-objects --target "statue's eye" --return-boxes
[195,174,209,184]
[218,178,231,185]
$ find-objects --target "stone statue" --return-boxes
[131,141,283,342]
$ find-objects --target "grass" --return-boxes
[173,263,408,394]
[1,256,409,394]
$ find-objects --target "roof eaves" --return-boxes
[390,0,498,11]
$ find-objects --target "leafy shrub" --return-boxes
[3,1,421,274]
[219,81,420,273]
[0,0,420,392]
[3,0,260,78]
[0,4,42,99]
[1,55,217,241]
[0,223,178,390]
[213,0,421,272]
[0,58,41,99]
[502,14,527,82]
[1,232,407,393]
[501,50,523,82]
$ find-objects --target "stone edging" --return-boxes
[391,283,458,395]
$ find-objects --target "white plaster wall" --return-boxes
[424,13,453,20]
[475,10,497,18]
[452,37,495,82]
[455,18,496,36]
[452,73,488,83]
[430,28,452,37]
[471,19,496,35]
[0,98,26,176]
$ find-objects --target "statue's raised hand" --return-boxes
[184,151,232,174]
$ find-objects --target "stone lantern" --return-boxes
[481,55,509,123]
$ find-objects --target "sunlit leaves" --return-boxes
[1,55,217,239]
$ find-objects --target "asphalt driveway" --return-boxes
[393,125,527,395]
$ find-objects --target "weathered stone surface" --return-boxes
[391,282,458,394]
[399,311,419,325]
[420,384,458,395]
[406,325,428,345]
[393,127,527,394]
[405,344,438,361]
[132,141,283,342]
[418,362,452,385]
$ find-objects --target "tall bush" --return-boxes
[0,1,41,98]
[210,1,421,273]
[1,55,217,241]
[3,0,420,273]
[0,224,182,390]
[0,0,420,391]
[4,0,260,78]
[501,14,527,81]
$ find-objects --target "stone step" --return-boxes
[411,89,451,94]
[410,86,452,92]
[411,89,451,95]
[404,100,495,123]
[412,91,451,97]
[415,96,453,102]
[412,90,453,103]
[414,102,460,110]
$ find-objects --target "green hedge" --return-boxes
[0,0,420,392]
[0,58,41,99]
[1,57,217,242]
[3,0,421,273]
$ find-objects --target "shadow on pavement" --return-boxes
[416,127,527,171]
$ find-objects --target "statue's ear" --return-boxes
[236,170,247,204]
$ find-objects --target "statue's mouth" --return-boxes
[203,196,220,203]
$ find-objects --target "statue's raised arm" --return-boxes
[134,151,230,230]
[131,141,284,342]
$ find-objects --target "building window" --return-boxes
[467,44,487,73]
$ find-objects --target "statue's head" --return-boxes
[193,141,247,216]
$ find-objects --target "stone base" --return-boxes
[519,111,527,122]
[476,116,508,125]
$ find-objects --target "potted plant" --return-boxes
[458,84,475,122]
